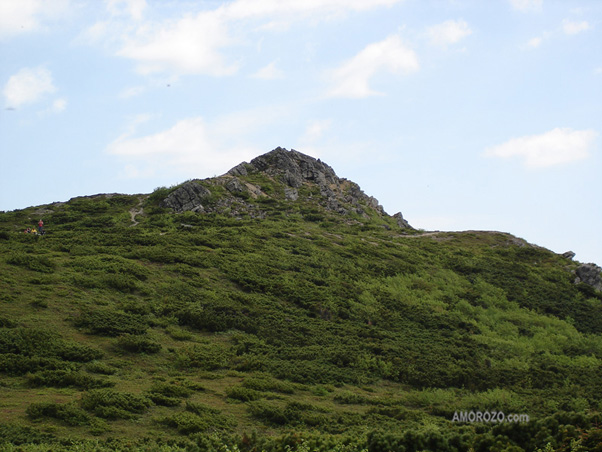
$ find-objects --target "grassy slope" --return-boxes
[0,184,601,452]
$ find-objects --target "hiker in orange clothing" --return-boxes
[38,219,44,234]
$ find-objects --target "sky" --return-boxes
[1,0,601,265]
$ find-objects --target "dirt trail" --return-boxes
[129,197,146,226]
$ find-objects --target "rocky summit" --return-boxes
[160,147,411,228]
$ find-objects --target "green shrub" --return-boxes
[115,334,161,354]
[176,344,230,370]
[55,342,103,362]
[148,382,194,398]
[6,253,55,273]
[147,393,181,407]
[334,391,368,405]
[0,354,71,376]
[0,423,55,445]
[160,404,235,434]
[26,402,92,426]
[74,310,148,336]
[85,361,117,375]
[0,317,16,328]
[81,389,152,419]
[226,386,261,402]
[242,376,295,394]
[26,370,113,389]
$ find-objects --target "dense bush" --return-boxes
[115,334,161,354]
[74,309,148,336]
[26,369,113,389]
[6,253,56,273]
[81,389,152,419]
[26,402,92,426]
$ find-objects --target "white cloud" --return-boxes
[252,61,284,80]
[117,11,237,76]
[485,128,597,168]
[0,0,70,38]
[223,0,401,20]
[326,34,418,99]
[562,20,590,35]
[106,111,286,178]
[87,0,403,77]
[526,36,543,48]
[3,66,56,108]
[106,0,146,21]
[427,19,472,47]
[51,98,67,113]
[509,0,543,13]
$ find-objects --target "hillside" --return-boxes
[0,148,601,452]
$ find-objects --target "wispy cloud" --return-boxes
[252,61,284,80]
[86,0,403,77]
[0,0,71,38]
[484,128,597,168]
[562,19,590,35]
[105,0,146,21]
[427,19,472,48]
[326,34,418,99]
[106,106,290,178]
[509,0,543,13]
[2,66,56,108]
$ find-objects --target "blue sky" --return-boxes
[1,0,601,265]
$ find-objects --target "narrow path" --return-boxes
[129,197,146,226]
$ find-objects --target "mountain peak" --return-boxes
[160,147,411,228]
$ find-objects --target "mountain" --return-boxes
[0,148,601,452]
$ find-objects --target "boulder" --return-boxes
[574,263,602,292]
[160,181,211,213]
[562,251,576,260]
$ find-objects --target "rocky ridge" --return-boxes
[160,147,411,228]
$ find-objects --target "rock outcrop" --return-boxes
[161,181,211,213]
[574,263,602,292]
[160,147,411,228]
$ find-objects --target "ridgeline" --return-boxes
[0,148,601,452]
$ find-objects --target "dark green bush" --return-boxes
[147,393,181,407]
[81,389,152,419]
[226,385,262,402]
[334,391,368,405]
[242,376,295,394]
[55,342,103,362]
[0,317,16,328]
[26,369,113,389]
[0,423,55,445]
[6,253,55,273]
[115,334,161,354]
[26,402,92,426]
[74,309,148,336]
[176,344,230,370]
[148,382,194,398]
[85,361,117,375]
[0,354,71,376]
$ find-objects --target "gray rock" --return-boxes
[160,147,412,227]
[225,178,246,194]
[393,212,410,229]
[284,188,298,201]
[227,162,250,177]
[562,251,576,260]
[574,263,602,292]
[160,181,211,213]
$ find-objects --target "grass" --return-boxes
[0,174,601,451]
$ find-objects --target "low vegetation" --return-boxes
[0,182,600,451]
